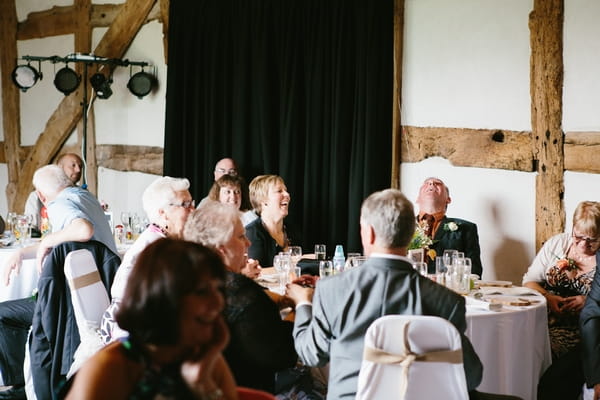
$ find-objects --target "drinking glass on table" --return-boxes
[120,211,132,242]
[16,215,31,247]
[345,252,361,269]
[319,260,333,278]
[273,255,289,293]
[413,261,428,276]
[315,244,326,260]
[435,256,447,285]
[289,246,302,266]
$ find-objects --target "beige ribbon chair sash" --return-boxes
[362,321,463,399]
[68,270,101,290]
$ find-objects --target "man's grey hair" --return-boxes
[183,200,240,249]
[32,165,74,198]
[360,189,415,248]
[142,176,190,224]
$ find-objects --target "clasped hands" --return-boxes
[546,292,585,315]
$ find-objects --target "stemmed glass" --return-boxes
[289,246,302,265]
[16,215,31,247]
[120,211,131,242]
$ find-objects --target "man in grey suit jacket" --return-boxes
[416,177,483,277]
[286,188,484,399]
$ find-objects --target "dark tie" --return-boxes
[422,214,435,238]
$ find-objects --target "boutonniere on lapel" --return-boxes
[443,222,459,232]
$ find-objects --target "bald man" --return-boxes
[214,157,238,180]
[24,153,84,235]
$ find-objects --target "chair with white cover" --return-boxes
[63,249,111,377]
[356,314,469,400]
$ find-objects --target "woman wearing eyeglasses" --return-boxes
[523,201,600,400]
[100,176,195,344]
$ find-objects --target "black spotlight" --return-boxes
[90,72,113,99]
[12,64,41,92]
[54,66,80,96]
[127,71,156,99]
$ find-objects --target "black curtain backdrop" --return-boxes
[164,0,392,255]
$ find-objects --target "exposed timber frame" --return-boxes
[0,0,169,212]
[392,0,595,252]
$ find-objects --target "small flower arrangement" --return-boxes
[409,224,437,261]
[444,221,459,232]
[556,257,578,272]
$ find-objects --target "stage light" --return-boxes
[90,72,113,99]
[54,66,80,96]
[127,71,156,99]
[12,64,41,92]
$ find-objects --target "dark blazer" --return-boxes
[293,256,483,399]
[580,251,600,387]
[29,240,121,400]
[428,216,483,277]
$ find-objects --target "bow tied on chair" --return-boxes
[362,320,463,400]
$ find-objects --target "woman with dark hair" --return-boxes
[208,174,257,227]
[64,238,238,400]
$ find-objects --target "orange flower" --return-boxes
[427,249,437,261]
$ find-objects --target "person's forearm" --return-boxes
[44,218,93,247]
[17,244,39,260]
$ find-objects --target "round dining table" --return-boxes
[0,246,39,303]
[465,285,552,400]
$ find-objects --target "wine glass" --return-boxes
[16,215,30,247]
[120,211,131,242]
[289,246,302,266]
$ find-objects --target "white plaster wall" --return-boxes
[401,0,600,283]
[564,0,600,131]
[402,0,532,131]
[0,0,165,226]
[1,1,599,284]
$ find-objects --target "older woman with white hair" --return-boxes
[100,176,195,343]
[183,201,298,394]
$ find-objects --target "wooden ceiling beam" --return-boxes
[17,3,163,41]
[14,0,158,211]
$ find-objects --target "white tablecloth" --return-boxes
[465,288,552,400]
[0,247,39,303]
[0,246,39,385]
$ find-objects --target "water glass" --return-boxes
[16,215,31,247]
[413,261,428,276]
[289,246,302,266]
[293,266,301,280]
[351,256,367,267]
[319,260,333,278]
[345,252,361,269]
[435,256,447,285]
[273,254,290,292]
[315,244,326,260]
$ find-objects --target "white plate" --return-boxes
[476,280,513,288]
